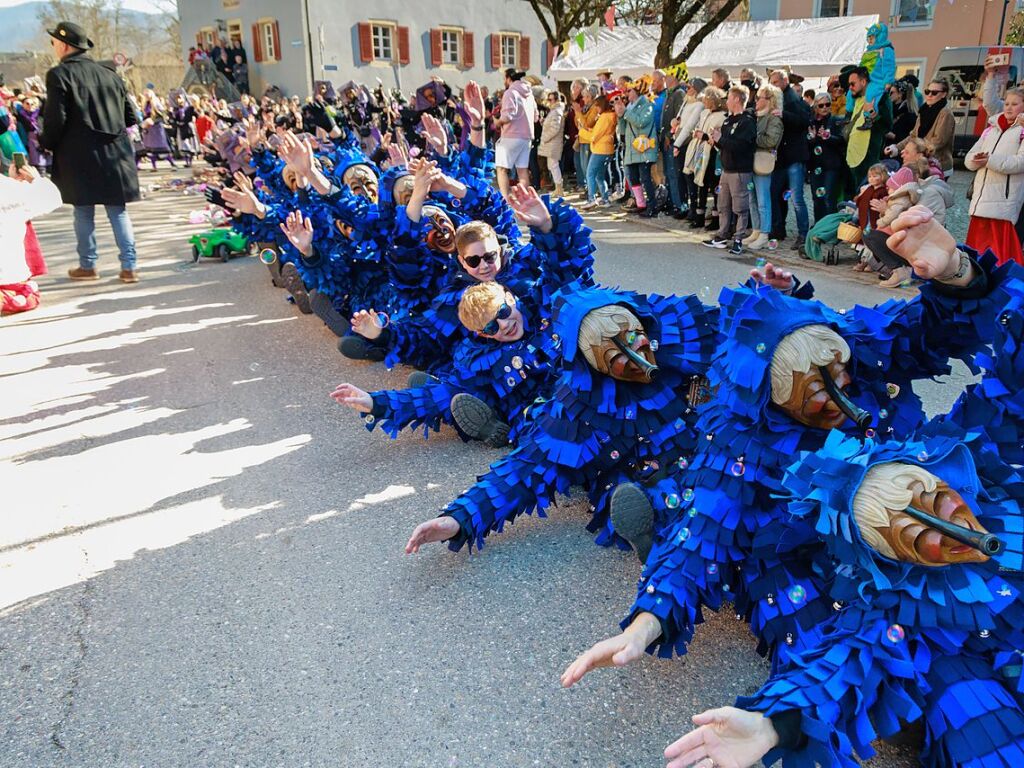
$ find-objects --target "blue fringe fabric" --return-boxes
[381,196,595,373]
[629,255,1020,664]
[740,365,1024,767]
[438,282,718,552]
[364,281,561,442]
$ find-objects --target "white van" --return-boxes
[932,45,1024,156]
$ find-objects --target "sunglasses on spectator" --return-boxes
[480,297,515,335]
[463,250,499,269]
[923,89,945,96]
[816,103,830,108]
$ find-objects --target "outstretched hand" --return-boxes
[508,185,552,233]
[749,262,795,292]
[405,516,461,554]
[329,383,373,413]
[560,612,661,688]
[886,204,962,282]
[420,113,449,156]
[350,309,384,340]
[664,707,779,768]
[463,80,485,124]
[279,210,314,256]
[279,130,316,178]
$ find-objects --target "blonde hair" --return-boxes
[458,282,507,332]
[728,85,750,104]
[702,86,727,111]
[903,137,929,157]
[455,220,497,256]
[853,462,938,559]
[577,304,642,370]
[770,324,851,404]
[757,84,782,112]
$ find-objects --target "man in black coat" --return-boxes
[767,70,811,254]
[40,21,141,282]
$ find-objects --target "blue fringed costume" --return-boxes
[628,249,1024,670]
[434,282,718,551]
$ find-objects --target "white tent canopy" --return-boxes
[548,15,880,81]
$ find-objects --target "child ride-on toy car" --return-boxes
[189,228,252,263]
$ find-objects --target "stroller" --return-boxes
[803,210,856,265]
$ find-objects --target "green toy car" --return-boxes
[189,228,252,263]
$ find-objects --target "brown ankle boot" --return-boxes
[68,267,100,280]
[119,269,140,283]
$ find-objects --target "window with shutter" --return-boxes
[397,26,410,65]
[518,36,530,70]
[439,28,462,67]
[489,34,501,70]
[251,23,263,63]
[271,21,281,61]
[499,33,519,68]
[462,31,474,69]
[430,28,442,67]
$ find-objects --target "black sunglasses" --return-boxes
[480,298,515,335]
[464,250,499,269]
[923,88,945,96]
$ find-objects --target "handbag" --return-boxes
[754,149,776,176]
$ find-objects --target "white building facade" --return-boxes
[178,0,553,97]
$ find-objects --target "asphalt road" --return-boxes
[1,167,970,767]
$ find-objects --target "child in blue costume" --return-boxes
[561,207,1024,690]
[403,280,718,554]
[348,185,594,373]
[329,279,562,447]
[846,22,896,130]
[670,294,1024,768]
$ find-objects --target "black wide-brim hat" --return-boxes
[48,21,94,50]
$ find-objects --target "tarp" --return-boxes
[548,15,880,81]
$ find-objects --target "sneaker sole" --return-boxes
[610,483,655,563]
[280,263,312,314]
[68,272,100,281]
[451,393,510,448]
[702,242,728,249]
[338,335,386,362]
[407,371,438,389]
[309,290,350,336]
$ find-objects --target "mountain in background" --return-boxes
[0,1,158,52]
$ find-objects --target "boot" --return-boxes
[280,262,312,314]
[553,183,564,198]
[610,483,655,563]
[631,184,648,213]
[309,290,350,337]
[879,266,912,288]
[748,233,769,250]
[338,335,386,362]
[451,393,511,448]
[743,229,761,244]
[407,371,439,389]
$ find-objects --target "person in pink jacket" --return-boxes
[495,68,537,198]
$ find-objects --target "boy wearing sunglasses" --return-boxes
[330,280,562,448]
[345,185,595,374]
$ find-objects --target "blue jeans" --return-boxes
[661,134,683,210]
[811,167,840,222]
[74,204,137,270]
[586,153,612,202]
[770,162,809,239]
[751,173,772,232]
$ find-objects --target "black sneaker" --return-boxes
[280,262,312,314]
[610,483,655,563]
[450,393,511,448]
[407,371,438,388]
[703,237,729,249]
[338,335,386,362]
[728,240,743,256]
[309,290,350,337]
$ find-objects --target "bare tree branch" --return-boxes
[672,0,743,63]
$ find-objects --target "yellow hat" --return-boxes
[661,63,688,82]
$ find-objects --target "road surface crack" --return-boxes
[50,561,92,753]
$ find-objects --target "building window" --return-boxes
[198,26,217,48]
[499,33,520,68]
[892,0,935,27]
[895,59,926,82]
[441,28,462,66]
[227,19,242,47]
[814,0,852,16]
[259,20,277,60]
[372,22,395,62]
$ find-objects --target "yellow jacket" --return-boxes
[575,103,601,144]
[579,111,617,155]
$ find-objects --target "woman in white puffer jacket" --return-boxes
[964,86,1024,266]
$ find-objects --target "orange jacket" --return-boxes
[579,111,617,155]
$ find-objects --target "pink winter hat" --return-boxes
[887,166,914,191]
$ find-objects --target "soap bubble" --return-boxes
[886,624,905,644]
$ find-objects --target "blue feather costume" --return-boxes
[435,282,717,551]
[362,277,561,443]
[379,196,595,373]
[629,249,1023,670]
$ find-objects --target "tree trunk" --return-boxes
[655,0,703,68]
[672,0,744,64]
